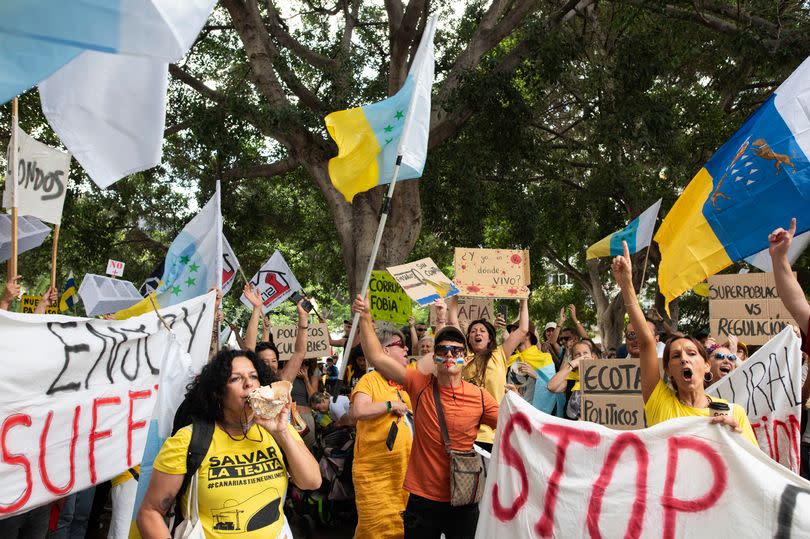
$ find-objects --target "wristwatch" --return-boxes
[386,400,392,412]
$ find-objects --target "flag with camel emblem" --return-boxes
[655,55,810,313]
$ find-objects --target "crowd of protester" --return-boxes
[3,221,810,538]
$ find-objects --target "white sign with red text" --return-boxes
[0,293,215,518]
[477,392,810,538]
[240,251,302,314]
[106,259,125,277]
[706,326,803,473]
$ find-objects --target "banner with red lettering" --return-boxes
[0,292,215,519]
[478,392,810,538]
[706,326,802,473]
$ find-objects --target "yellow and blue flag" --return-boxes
[325,16,436,202]
[656,56,810,312]
[58,271,77,312]
[586,199,662,259]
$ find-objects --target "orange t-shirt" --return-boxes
[402,369,499,502]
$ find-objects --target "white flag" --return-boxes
[240,251,302,314]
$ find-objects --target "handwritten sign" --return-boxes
[386,257,459,306]
[476,393,810,538]
[429,296,493,326]
[708,272,797,345]
[240,251,302,314]
[580,358,645,430]
[106,259,125,277]
[453,248,530,298]
[2,127,71,225]
[0,293,215,518]
[270,323,331,361]
[19,294,58,314]
[369,270,412,325]
[707,327,802,472]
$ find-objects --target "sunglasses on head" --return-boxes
[712,352,737,361]
[434,344,465,357]
[386,340,407,350]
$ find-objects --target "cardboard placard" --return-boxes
[580,358,645,430]
[19,294,57,314]
[429,296,494,326]
[708,272,797,345]
[106,259,125,277]
[369,270,412,325]
[386,257,459,306]
[453,248,530,298]
[270,322,331,361]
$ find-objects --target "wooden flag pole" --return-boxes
[50,225,60,289]
[8,98,19,282]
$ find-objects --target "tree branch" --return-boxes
[266,0,340,70]
[221,157,300,180]
[169,64,227,104]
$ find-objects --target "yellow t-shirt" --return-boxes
[111,465,140,487]
[153,423,301,538]
[351,371,413,462]
[464,347,506,444]
[645,379,758,447]
[565,366,581,392]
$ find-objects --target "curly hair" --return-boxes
[465,319,497,387]
[183,349,277,423]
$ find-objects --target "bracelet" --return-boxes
[298,325,308,329]
[386,401,392,412]
[437,319,447,324]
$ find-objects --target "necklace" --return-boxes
[678,394,709,408]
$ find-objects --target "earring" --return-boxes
[704,371,713,383]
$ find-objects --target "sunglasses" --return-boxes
[386,340,407,350]
[712,353,737,361]
[625,331,637,340]
[435,344,466,357]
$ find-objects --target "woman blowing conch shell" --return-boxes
[249,380,293,419]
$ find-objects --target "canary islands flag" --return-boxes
[58,270,77,312]
[656,56,810,312]
[586,199,662,259]
[325,16,436,202]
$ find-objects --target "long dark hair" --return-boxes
[465,319,496,387]
[184,349,276,423]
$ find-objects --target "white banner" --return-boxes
[478,393,810,538]
[707,327,803,472]
[0,292,215,518]
[240,251,301,314]
[3,127,71,225]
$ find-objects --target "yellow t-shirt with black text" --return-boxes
[153,423,300,538]
[464,347,506,445]
[645,379,758,447]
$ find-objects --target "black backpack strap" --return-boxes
[127,467,140,481]
[172,417,214,525]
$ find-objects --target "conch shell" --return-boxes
[248,380,292,419]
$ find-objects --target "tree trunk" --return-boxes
[306,162,422,297]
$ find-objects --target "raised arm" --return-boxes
[770,218,810,333]
[229,322,247,350]
[444,295,458,332]
[569,305,589,339]
[278,300,310,383]
[408,316,419,348]
[548,309,564,357]
[243,284,263,351]
[351,294,407,385]
[547,357,580,393]
[261,313,271,343]
[501,298,529,358]
[33,286,58,314]
[613,241,658,402]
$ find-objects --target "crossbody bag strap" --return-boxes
[432,381,452,454]
[479,387,485,424]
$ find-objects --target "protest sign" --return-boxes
[240,251,301,314]
[453,248,530,298]
[429,296,493,326]
[707,327,803,473]
[580,358,645,430]
[386,257,459,306]
[477,392,810,538]
[708,272,796,345]
[106,259,125,277]
[3,127,71,225]
[0,292,215,518]
[19,294,58,314]
[270,323,331,361]
[369,270,412,325]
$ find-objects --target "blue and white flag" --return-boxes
[586,199,662,259]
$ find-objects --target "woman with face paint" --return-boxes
[352,295,499,539]
[449,296,529,452]
[612,241,756,445]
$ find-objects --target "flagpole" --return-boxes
[338,160,403,378]
[215,180,223,349]
[50,225,60,289]
[8,98,19,282]
[637,244,652,298]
